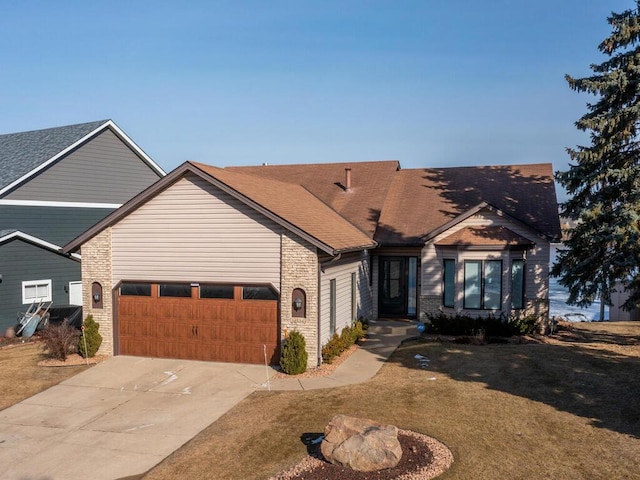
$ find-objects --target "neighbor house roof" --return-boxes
[375,163,561,245]
[0,120,165,196]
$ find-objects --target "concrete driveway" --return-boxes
[0,356,275,480]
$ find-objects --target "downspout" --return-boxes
[317,252,342,365]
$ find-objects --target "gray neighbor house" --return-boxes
[0,120,165,333]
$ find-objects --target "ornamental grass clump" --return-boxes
[79,315,102,358]
[280,330,308,375]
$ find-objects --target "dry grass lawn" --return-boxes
[143,322,640,480]
[0,341,91,411]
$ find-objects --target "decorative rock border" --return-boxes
[270,429,453,480]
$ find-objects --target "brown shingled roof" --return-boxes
[435,226,535,247]
[227,161,400,238]
[190,162,376,254]
[375,163,560,245]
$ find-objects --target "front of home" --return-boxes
[63,160,560,368]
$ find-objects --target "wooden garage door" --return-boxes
[117,283,279,364]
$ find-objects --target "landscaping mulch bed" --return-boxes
[37,353,108,367]
[269,430,453,480]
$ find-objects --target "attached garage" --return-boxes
[116,282,279,364]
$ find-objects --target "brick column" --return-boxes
[81,228,113,355]
[281,232,319,368]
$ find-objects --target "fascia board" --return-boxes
[422,202,548,244]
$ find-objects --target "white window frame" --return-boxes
[22,279,52,304]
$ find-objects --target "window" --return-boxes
[351,272,357,322]
[330,279,336,335]
[120,283,151,296]
[443,259,455,308]
[463,260,502,310]
[511,260,525,309]
[242,286,278,300]
[159,284,192,297]
[200,285,234,299]
[22,280,52,303]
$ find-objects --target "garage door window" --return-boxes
[120,283,151,296]
[159,284,192,297]
[200,285,234,299]
[243,286,278,300]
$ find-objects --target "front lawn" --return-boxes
[0,341,91,411]
[143,322,640,480]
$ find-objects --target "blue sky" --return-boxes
[0,1,633,198]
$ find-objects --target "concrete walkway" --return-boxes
[0,320,416,480]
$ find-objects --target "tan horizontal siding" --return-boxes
[320,253,369,345]
[112,174,282,289]
[7,129,161,203]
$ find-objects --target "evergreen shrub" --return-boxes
[321,321,367,364]
[280,330,308,375]
[79,315,102,358]
[425,312,540,337]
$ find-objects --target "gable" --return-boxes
[375,164,561,245]
[4,129,163,204]
[111,174,284,289]
[0,120,106,191]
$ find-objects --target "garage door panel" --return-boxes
[117,283,279,364]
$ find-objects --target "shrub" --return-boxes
[79,315,102,358]
[425,312,542,337]
[321,321,367,364]
[280,330,308,375]
[40,322,80,361]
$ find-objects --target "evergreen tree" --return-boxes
[553,1,640,319]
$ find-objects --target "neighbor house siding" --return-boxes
[0,239,80,332]
[5,129,161,204]
[0,206,114,246]
[111,174,283,289]
[319,252,371,347]
[420,208,549,319]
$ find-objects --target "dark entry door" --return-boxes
[379,257,408,316]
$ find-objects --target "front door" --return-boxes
[378,257,418,317]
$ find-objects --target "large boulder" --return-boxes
[320,414,403,472]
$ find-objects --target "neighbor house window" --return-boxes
[511,260,525,309]
[463,260,502,310]
[22,279,52,304]
[443,259,455,308]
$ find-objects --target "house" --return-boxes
[62,160,561,367]
[0,120,165,333]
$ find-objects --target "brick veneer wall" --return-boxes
[280,232,319,368]
[420,295,441,321]
[81,227,113,355]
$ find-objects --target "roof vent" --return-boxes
[345,168,352,191]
